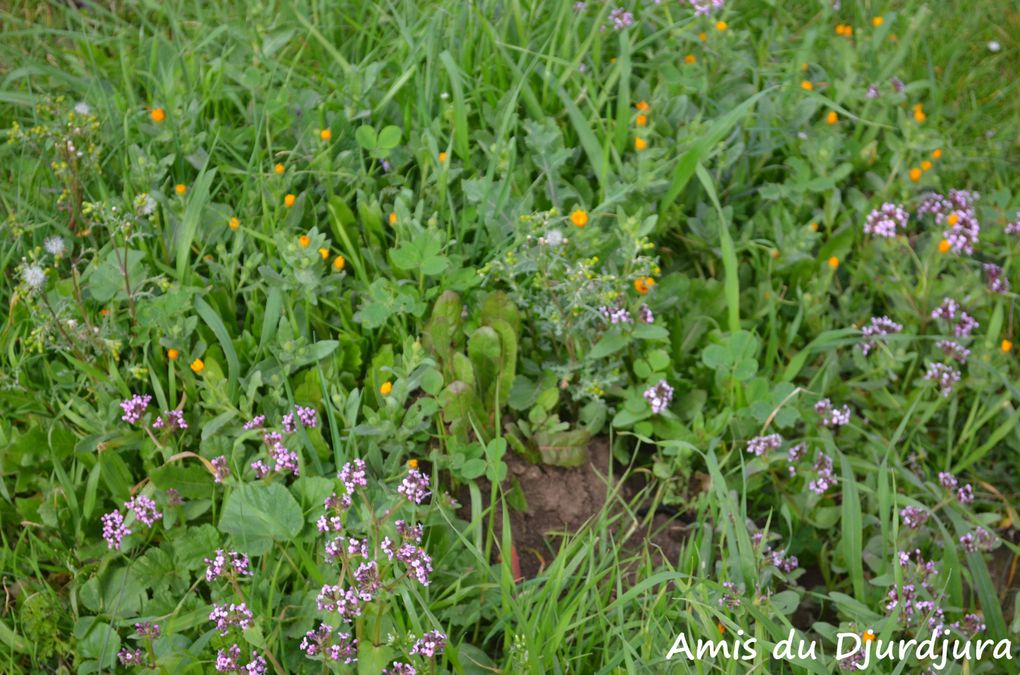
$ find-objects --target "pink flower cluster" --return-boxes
[643,379,674,414]
[746,433,782,457]
[204,549,252,582]
[859,316,902,355]
[300,623,358,664]
[215,644,267,674]
[209,602,254,636]
[814,398,851,428]
[863,203,909,238]
[102,494,162,549]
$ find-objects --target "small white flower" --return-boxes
[440,92,450,100]
[44,236,66,257]
[987,41,1001,53]
[74,101,92,115]
[21,264,45,290]
[797,131,808,140]
[543,229,564,247]
[136,193,157,216]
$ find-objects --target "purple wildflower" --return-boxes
[808,452,837,495]
[165,488,183,507]
[316,584,364,619]
[639,304,654,324]
[984,263,1009,294]
[394,543,434,586]
[101,510,130,549]
[120,394,152,425]
[125,495,161,527]
[294,405,318,428]
[383,663,417,675]
[936,340,970,363]
[866,84,879,99]
[924,362,961,397]
[689,0,724,15]
[398,469,431,504]
[211,455,230,484]
[859,316,903,355]
[746,433,782,457]
[251,460,270,479]
[300,623,358,664]
[900,505,929,529]
[599,304,632,325]
[1006,212,1020,235]
[864,203,909,238]
[205,549,253,583]
[890,76,905,94]
[411,631,447,658]
[718,581,741,609]
[814,399,851,428]
[957,484,974,504]
[243,415,265,430]
[118,648,147,666]
[938,471,958,490]
[152,409,188,430]
[607,7,634,30]
[209,602,254,636]
[960,527,997,553]
[643,379,674,414]
[135,622,161,638]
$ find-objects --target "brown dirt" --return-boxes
[460,438,691,578]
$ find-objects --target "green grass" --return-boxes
[1,0,1020,673]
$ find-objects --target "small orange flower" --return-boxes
[636,100,650,112]
[1002,339,1014,353]
[389,211,397,225]
[299,235,311,248]
[913,105,926,123]
[715,20,728,31]
[407,458,418,468]
[809,222,819,232]
[634,276,655,294]
[698,31,707,42]
[863,630,876,643]
[826,111,838,125]
[175,183,187,195]
[634,137,648,151]
[332,255,346,271]
[380,381,393,395]
[318,247,329,260]
[284,193,296,208]
[717,622,725,634]
[909,167,922,182]
[320,128,332,141]
[636,113,648,126]
[438,151,448,163]
[570,209,589,228]
[167,348,179,361]
[828,256,839,269]
[938,239,951,253]
[770,249,780,260]
[150,108,165,123]
[801,80,814,91]
[947,213,960,226]
[921,160,933,171]
[932,148,943,159]
[684,54,696,65]
[100,308,110,317]
[229,217,240,231]
[274,163,285,175]
[872,16,884,27]
[190,358,205,374]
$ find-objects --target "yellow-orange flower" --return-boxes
[636,100,650,112]
[150,108,165,123]
[921,160,933,171]
[913,104,926,123]
[299,235,311,248]
[636,113,648,126]
[570,209,589,228]
[167,348,179,361]
[684,54,696,65]
[828,256,839,269]
[284,193,296,208]
[909,167,922,182]
[318,247,329,260]
[389,211,397,225]
[634,276,655,294]
[229,217,240,231]
[1002,339,1014,353]
[801,80,814,91]
[809,222,819,232]
[947,213,960,226]
[715,20,728,31]
[333,255,346,271]
[407,458,418,468]
[190,358,205,374]
[320,128,332,141]
[100,308,110,317]
[872,16,884,27]
[932,148,943,159]
[274,163,285,174]
[438,151,448,163]
[863,630,876,643]
[938,239,951,253]
[826,111,838,125]
[175,183,187,195]
[380,381,393,395]
[634,137,648,151]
